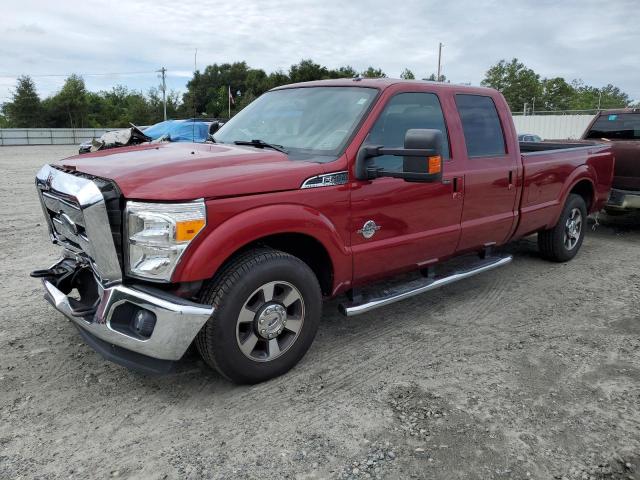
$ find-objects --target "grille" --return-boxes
[36,165,124,279]
[40,189,90,253]
[54,167,124,268]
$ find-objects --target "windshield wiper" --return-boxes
[233,139,288,154]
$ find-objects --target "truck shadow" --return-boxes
[593,210,640,234]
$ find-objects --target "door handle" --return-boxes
[452,176,463,199]
[508,170,514,190]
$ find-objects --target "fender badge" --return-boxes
[358,220,381,239]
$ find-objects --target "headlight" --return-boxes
[126,200,206,281]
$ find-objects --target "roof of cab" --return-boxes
[271,78,498,95]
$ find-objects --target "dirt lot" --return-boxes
[0,145,639,480]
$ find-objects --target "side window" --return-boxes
[366,92,450,172]
[455,94,506,157]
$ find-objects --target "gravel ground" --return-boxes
[1,145,639,480]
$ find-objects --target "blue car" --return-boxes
[142,119,213,143]
[79,119,222,154]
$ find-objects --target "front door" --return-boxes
[350,91,464,284]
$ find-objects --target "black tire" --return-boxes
[195,248,322,384]
[538,194,587,262]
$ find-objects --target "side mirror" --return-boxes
[355,129,443,183]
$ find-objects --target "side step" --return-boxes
[338,255,512,317]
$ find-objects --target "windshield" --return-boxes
[213,86,378,161]
[143,120,210,142]
[585,113,640,140]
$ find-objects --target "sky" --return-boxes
[1,0,638,106]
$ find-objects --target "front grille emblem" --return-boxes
[58,211,79,235]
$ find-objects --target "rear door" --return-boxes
[454,94,520,250]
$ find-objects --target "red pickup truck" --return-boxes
[33,79,614,383]
[582,108,640,212]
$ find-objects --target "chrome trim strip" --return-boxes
[301,171,348,189]
[43,279,213,361]
[339,256,513,316]
[35,164,122,283]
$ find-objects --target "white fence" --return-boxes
[0,128,114,146]
[512,114,595,140]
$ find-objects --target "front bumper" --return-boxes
[38,257,213,372]
[606,188,640,210]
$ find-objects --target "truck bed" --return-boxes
[518,140,600,153]
[514,142,614,238]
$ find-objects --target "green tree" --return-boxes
[362,66,386,78]
[569,81,630,110]
[43,74,90,127]
[425,73,447,82]
[180,62,271,118]
[540,77,574,111]
[288,59,329,83]
[481,58,542,112]
[266,70,290,89]
[4,75,42,127]
[400,68,415,80]
[327,66,358,78]
[147,88,180,121]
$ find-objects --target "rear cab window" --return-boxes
[585,113,640,140]
[365,92,450,172]
[455,94,506,157]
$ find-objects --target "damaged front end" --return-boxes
[80,124,151,154]
[32,164,213,374]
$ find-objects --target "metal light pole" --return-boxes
[436,42,443,82]
[157,67,167,121]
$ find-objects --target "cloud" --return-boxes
[1,0,638,103]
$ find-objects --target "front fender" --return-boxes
[171,204,352,294]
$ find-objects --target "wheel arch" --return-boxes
[172,204,352,297]
[569,178,595,211]
[548,167,596,228]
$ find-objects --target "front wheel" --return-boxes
[538,194,587,262]
[195,248,322,384]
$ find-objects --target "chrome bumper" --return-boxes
[42,272,213,362]
[607,188,640,210]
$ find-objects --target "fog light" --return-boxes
[132,309,156,338]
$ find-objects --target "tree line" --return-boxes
[481,58,633,113]
[0,58,635,128]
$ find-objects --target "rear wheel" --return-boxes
[538,194,587,262]
[195,248,322,384]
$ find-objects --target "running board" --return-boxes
[339,255,512,317]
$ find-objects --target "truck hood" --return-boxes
[56,142,327,200]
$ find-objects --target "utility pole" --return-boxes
[436,42,443,82]
[157,67,167,121]
[597,90,602,110]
